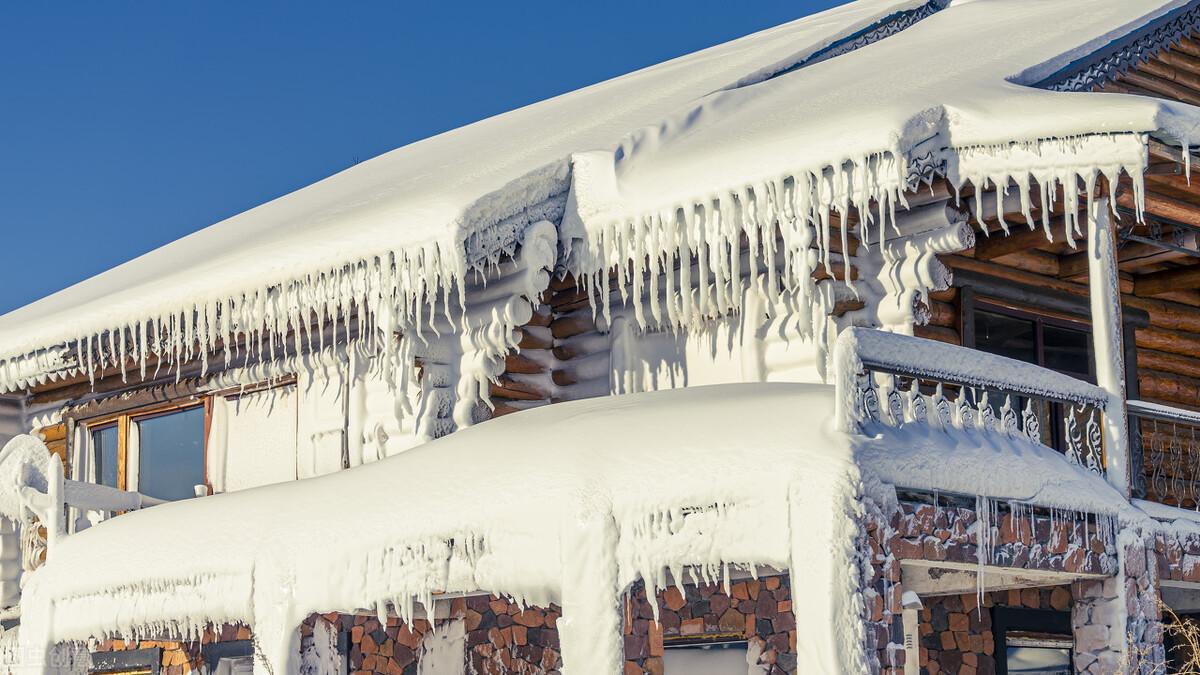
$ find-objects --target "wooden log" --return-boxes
[1140,57,1200,94]
[913,324,960,345]
[515,327,553,350]
[1134,264,1200,297]
[1173,38,1200,60]
[488,378,549,401]
[504,353,546,375]
[929,287,958,303]
[927,300,958,328]
[1119,190,1200,226]
[993,249,1060,278]
[550,311,597,340]
[1120,70,1200,106]
[831,298,866,317]
[1139,348,1200,382]
[1124,294,1200,333]
[35,424,67,443]
[525,305,552,328]
[1135,325,1200,358]
[973,223,1057,260]
[1159,49,1200,78]
[551,370,576,387]
[491,401,545,418]
[1138,369,1200,409]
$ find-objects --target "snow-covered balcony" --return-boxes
[0,328,1142,674]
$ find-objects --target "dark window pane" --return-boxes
[91,426,119,489]
[137,407,205,501]
[975,310,1037,364]
[1043,324,1090,377]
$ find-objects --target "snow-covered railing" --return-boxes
[1130,400,1200,507]
[834,327,1110,473]
[3,442,166,573]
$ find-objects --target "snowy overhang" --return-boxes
[13,383,1130,673]
[0,0,937,395]
[560,0,1200,327]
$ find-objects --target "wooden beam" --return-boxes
[1140,57,1200,94]
[1134,264,1200,297]
[1119,190,1200,226]
[1120,70,1200,106]
[972,223,1057,260]
[1159,49,1200,78]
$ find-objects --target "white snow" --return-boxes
[6,382,1147,673]
[561,0,1200,346]
[0,0,932,395]
[17,384,865,674]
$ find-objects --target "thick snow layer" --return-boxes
[0,0,929,393]
[855,422,1128,515]
[18,384,868,675]
[561,0,1200,339]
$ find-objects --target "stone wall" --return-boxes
[462,596,562,675]
[918,587,1071,675]
[622,575,794,675]
[93,623,252,675]
[890,499,1117,575]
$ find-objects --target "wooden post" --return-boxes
[1087,197,1131,496]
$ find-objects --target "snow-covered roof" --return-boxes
[5,0,1200,395]
[16,383,1128,673]
[0,0,934,393]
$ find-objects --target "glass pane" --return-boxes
[1006,646,1071,673]
[663,645,748,674]
[91,426,119,489]
[975,310,1037,364]
[1043,324,1090,377]
[137,407,205,501]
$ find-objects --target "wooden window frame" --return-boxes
[80,398,212,496]
[965,296,1096,383]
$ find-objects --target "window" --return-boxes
[134,407,207,501]
[971,302,1094,382]
[82,402,208,502]
[91,425,120,489]
[993,606,1072,675]
[663,642,748,674]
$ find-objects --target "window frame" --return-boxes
[80,399,212,497]
[967,298,1096,383]
[992,605,1072,675]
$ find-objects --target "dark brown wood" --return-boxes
[515,327,554,350]
[1119,190,1200,226]
[1134,263,1200,297]
[1135,325,1200,358]
[1139,348,1200,381]
[972,224,1057,261]
[504,353,546,375]
[550,312,597,340]
[1139,368,1200,409]
[913,324,959,345]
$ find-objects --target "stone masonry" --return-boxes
[622,575,795,675]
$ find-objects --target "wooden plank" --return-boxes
[973,223,1057,260]
[913,324,960,345]
[1135,325,1200,358]
[1119,190,1200,225]
[1140,57,1200,94]
[1120,70,1200,106]
[117,416,128,491]
[1134,264,1200,297]
[1139,348,1200,381]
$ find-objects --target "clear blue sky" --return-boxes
[0,1,839,316]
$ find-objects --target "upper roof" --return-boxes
[4,0,1200,395]
[0,0,930,389]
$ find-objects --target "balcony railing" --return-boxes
[1131,399,1200,507]
[17,450,166,573]
[834,327,1111,475]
